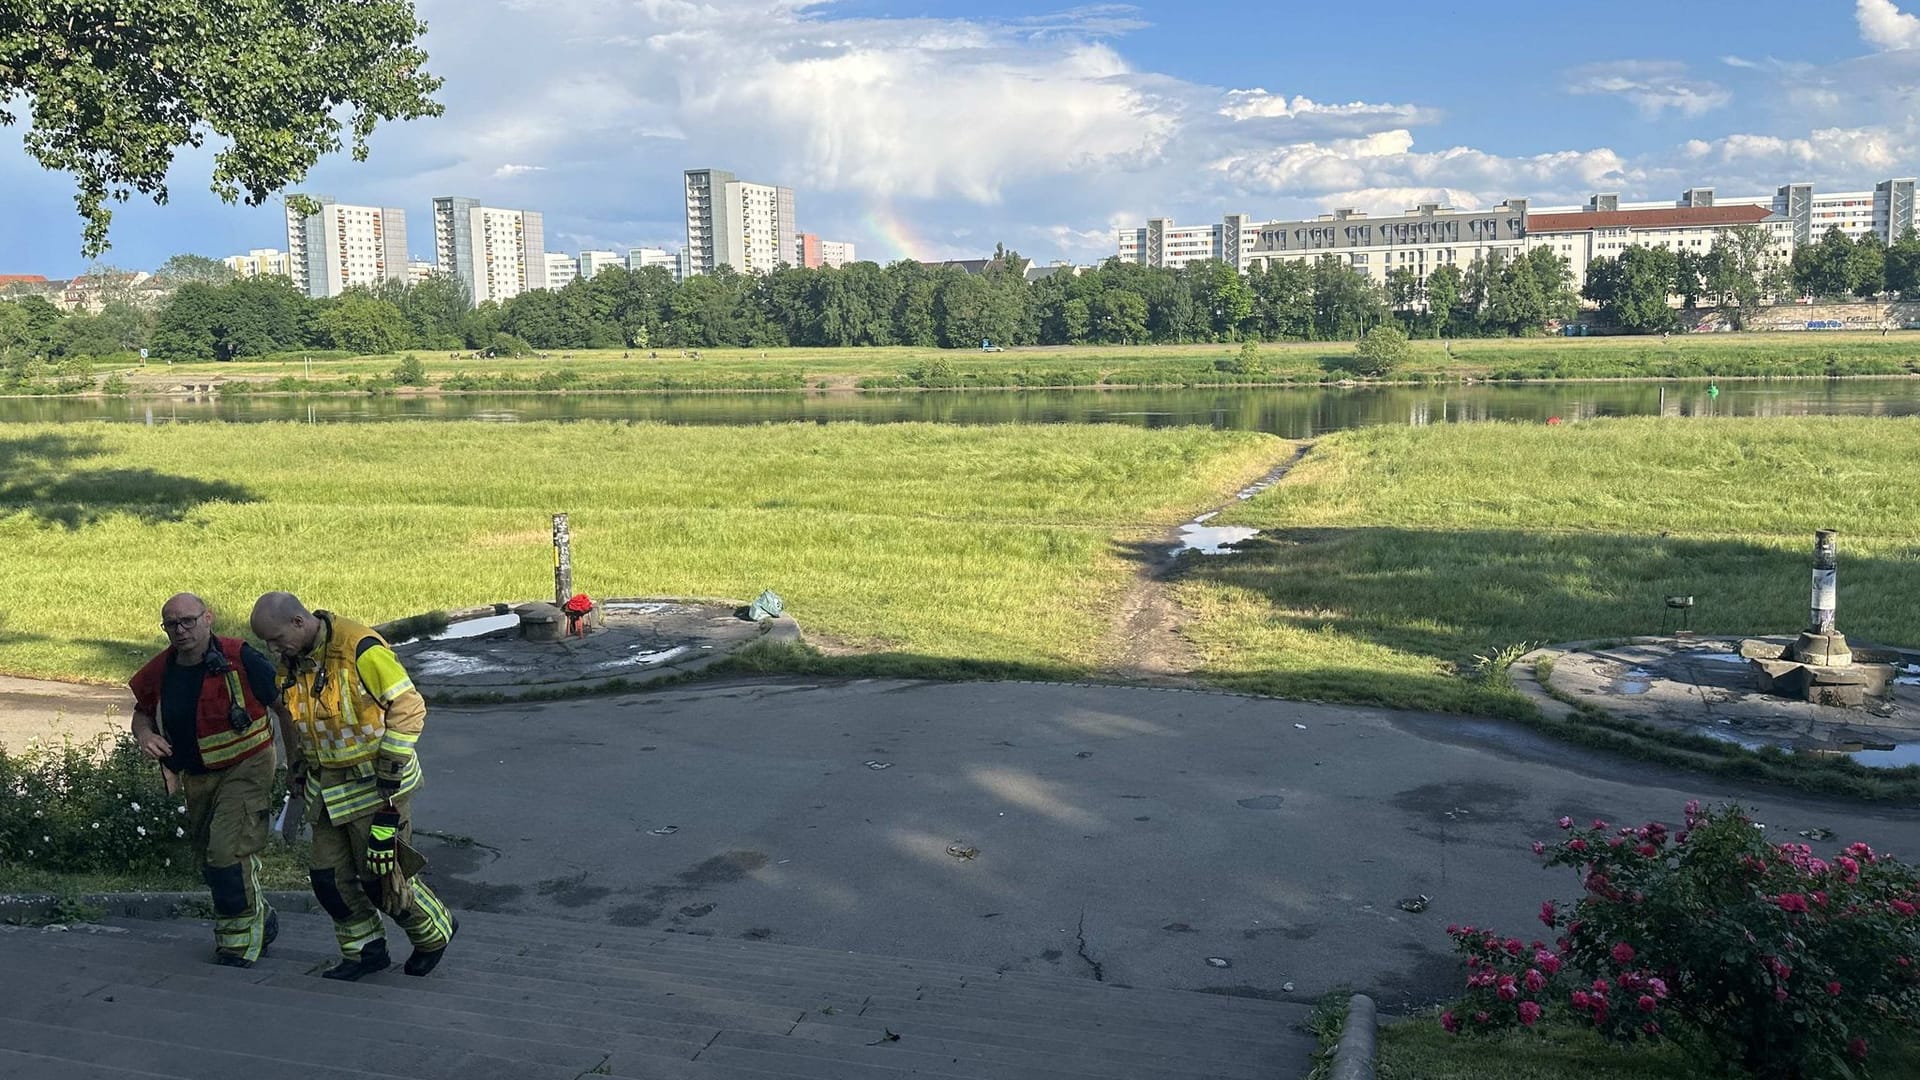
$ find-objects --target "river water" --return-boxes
[6,379,1920,436]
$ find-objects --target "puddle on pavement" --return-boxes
[1173,518,1261,557]
[1612,668,1654,695]
[411,650,508,676]
[432,612,520,640]
[590,645,693,671]
[1689,652,1751,665]
[1850,742,1920,768]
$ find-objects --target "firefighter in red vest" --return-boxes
[128,593,283,967]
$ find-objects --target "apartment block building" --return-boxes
[222,248,290,279]
[685,168,796,276]
[577,250,622,278]
[796,234,858,269]
[433,196,546,307]
[544,253,579,290]
[284,197,409,298]
[1117,215,1262,271]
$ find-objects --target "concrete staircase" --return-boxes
[0,910,1315,1079]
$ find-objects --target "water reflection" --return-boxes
[7,380,1920,437]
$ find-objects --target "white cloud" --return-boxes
[1858,0,1920,51]
[1566,61,1731,117]
[280,1,1920,266]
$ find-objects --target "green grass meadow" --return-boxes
[1179,416,1920,718]
[0,421,1281,683]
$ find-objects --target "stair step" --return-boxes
[711,1025,1258,1080]
[262,915,1298,1033]
[0,979,584,1080]
[433,910,1295,1016]
[0,911,1312,1080]
[0,1046,184,1079]
[4,931,803,1038]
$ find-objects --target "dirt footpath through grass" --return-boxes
[0,675,129,753]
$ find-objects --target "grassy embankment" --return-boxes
[0,421,1279,685]
[1365,1018,1920,1080]
[1177,416,1920,797]
[115,332,1920,395]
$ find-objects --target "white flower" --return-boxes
[42,835,49,843]
[91,822,100,829]
[129,802,141,811]
[136,826,147,837]
[32,810,41,818]
[177,806,187,815]
[175,827,186,838]
[164,858,171,867]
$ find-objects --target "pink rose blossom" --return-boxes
[1505,938,1525,957]
[1539,901,1556,927]
[1518,1001,1542,1027]
[1890,900,1915,916]
[1532,841,1545,855]
[1776,893,1810,914]
[1847,842,1875,863]
[1474,1011,1490,1026]
[1592,978,1611,995]
[1571,990,1592,1010]
[1497,978,1518,1002]
[1611,942,1636,965]
[1636,843,1658,858]
[1441,1011,1458,1034]
[1537,950,1563,976]
[1525,969,1546,993]
[1648,977,1668,999]
[1568,839,1589,853]
[1828,981,1842,996]
[1637,994,1656,1013]
[1558,816,1573,830]
[1684,799,1701,817]
[1593,820,1609,830]
[1851,1037,1870,1061]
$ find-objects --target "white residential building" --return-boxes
[432,196,547,307]
[284,196,409,298]
[407,260,438,285]
[1241,201,1531,285]
[222,248,290,279]
[544,253,579,290]
[685,168,797,276]
[1117,214,1263,271]
[1524,194,1793,293]
[577,250,622,278]
[625,247,675,275]
[795,234,858,269]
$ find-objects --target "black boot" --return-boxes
[321,939,391,981]
[263,910,279,951]
[404,916,458,977]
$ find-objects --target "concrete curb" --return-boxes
[1327,993,1378,1080]
[0,889,322,923]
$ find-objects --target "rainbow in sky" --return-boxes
[859,203,940,263]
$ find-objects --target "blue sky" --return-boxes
[5,0,1919,277]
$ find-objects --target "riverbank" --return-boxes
[24,331,1914,400]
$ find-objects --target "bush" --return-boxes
[100,372,130,396]
[1440,801,1920,1079]
[0,734,192,875]
[1338,324,1412,377]
[391,353,427,386]
[1213,340,1269,378]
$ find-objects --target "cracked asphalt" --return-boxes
[403,677,1920,1012]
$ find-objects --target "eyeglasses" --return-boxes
[161,613,206,632]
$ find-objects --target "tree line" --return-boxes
[1583,225,1920,333]
[3,247,1597,364]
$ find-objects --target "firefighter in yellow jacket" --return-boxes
[251,591,457,981]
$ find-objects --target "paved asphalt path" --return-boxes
[403,677,1920,1013]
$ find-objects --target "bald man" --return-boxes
[129,593,284,967]
[251,592,455,981]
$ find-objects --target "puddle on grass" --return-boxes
[1173,516,1261,557]
[432,612,521,640]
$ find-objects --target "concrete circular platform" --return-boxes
[1519,636,1920,767]
[382,598,800,701]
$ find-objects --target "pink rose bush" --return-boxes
[1441,801,1920,1080]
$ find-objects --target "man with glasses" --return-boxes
[128,593,284,967]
